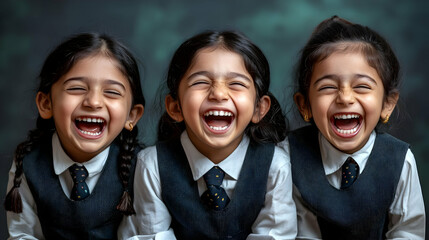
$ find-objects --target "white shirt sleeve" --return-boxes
[247,146,297,240]
[117,146,176,240]
[6,161,45,240]
[385,149,426,239]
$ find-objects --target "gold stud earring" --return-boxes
[128,122,134,131]
[303,114,310,122]
[382,115,389,124]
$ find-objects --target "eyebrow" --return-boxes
[186,71,252,82]
[63,77,127,90]
[314,74,377,85]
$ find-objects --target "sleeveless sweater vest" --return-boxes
[23,140,138,240]
[157,138,274,240]
[289,126,408,240]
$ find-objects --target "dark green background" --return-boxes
[1,0,428,238]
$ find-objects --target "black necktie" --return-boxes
[201,166,230,210]
[341,157,359,189]
[69,164,90,200]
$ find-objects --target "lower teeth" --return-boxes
[337,126,358,134]
[80,130,101,136]
[209,126,228,131]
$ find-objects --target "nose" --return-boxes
[208,82,229,102]
[336,87,355,105]
[83,90,103,109]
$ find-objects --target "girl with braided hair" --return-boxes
[5,32,145,239]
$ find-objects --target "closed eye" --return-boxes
[66,87,86,94]
[318,85,337,91]
[190,81,210,86]
[104,90,123,97]
[229,81,248,88]
[354,85,371,89]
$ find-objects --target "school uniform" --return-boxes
[6,133,137,240]
[119,131,297,240]
[279,126,425,240]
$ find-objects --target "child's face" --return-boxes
[36,54,143,162]
[297,51,396,153]
[166,47,269,163]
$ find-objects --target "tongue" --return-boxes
[334,118,359,130]
[205,116,230,127]
[76,122,102,133]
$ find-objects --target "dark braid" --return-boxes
[115,126,141,215]
[4,117,55,213]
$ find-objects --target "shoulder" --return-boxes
[136,145,159,172]
[376,131,409,147]
[270,145,291,174]
[277,137,290,155]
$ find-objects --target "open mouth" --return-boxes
[331,113,362,136]
[75,117,106,136]
[203,110,234,132]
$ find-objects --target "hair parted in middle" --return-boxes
[157,30,287,143]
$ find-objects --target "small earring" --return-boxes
[382,115,389,124]
[128,122,134,131]
[303,114,310,122]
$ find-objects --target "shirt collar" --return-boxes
[180,131,249,181]
[320,130,376,175]
[52,132,110,177]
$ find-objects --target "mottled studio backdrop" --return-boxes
[1,0,428,238]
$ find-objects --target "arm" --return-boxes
[117,147,176,240]
[385,149,426,239]
[278,138,321,240]
[293,186,323,240]
[247,146,297,240]
[6,161,44,240]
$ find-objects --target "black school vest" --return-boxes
[289,126,408,240]
[157,138,274,240]
[23,140,138,240]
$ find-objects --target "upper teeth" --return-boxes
[204,110,233,117]
[334,114,359,119]
[76,117,104,123]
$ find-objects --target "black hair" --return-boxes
[4,33,145,215]
[157,30,287,143]
[294,16,401,129]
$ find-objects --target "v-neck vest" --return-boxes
[23,140,138,240]
[289,126,408,240]
[157,138,274,240]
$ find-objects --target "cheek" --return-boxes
[52,96,77,118]
[108,101,132,122]
[180,91,204,113]
[233,92,256,111]
[310,96,329,117]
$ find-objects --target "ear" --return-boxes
[165,94,184,122]
[124,104,145,131]
[36,92,53,119]
[251,95,271,123]
[294,92,312,120]
[381,92,399,120]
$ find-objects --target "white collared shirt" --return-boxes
[278,130,426,240]
[6,133,110,240]
[118,131,297,240]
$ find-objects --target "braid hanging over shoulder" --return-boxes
[4,118,55,213]
[115,126,141,216]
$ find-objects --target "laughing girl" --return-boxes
[284,16,425,239]
[120,30,297,240]
[5,33,145,239]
